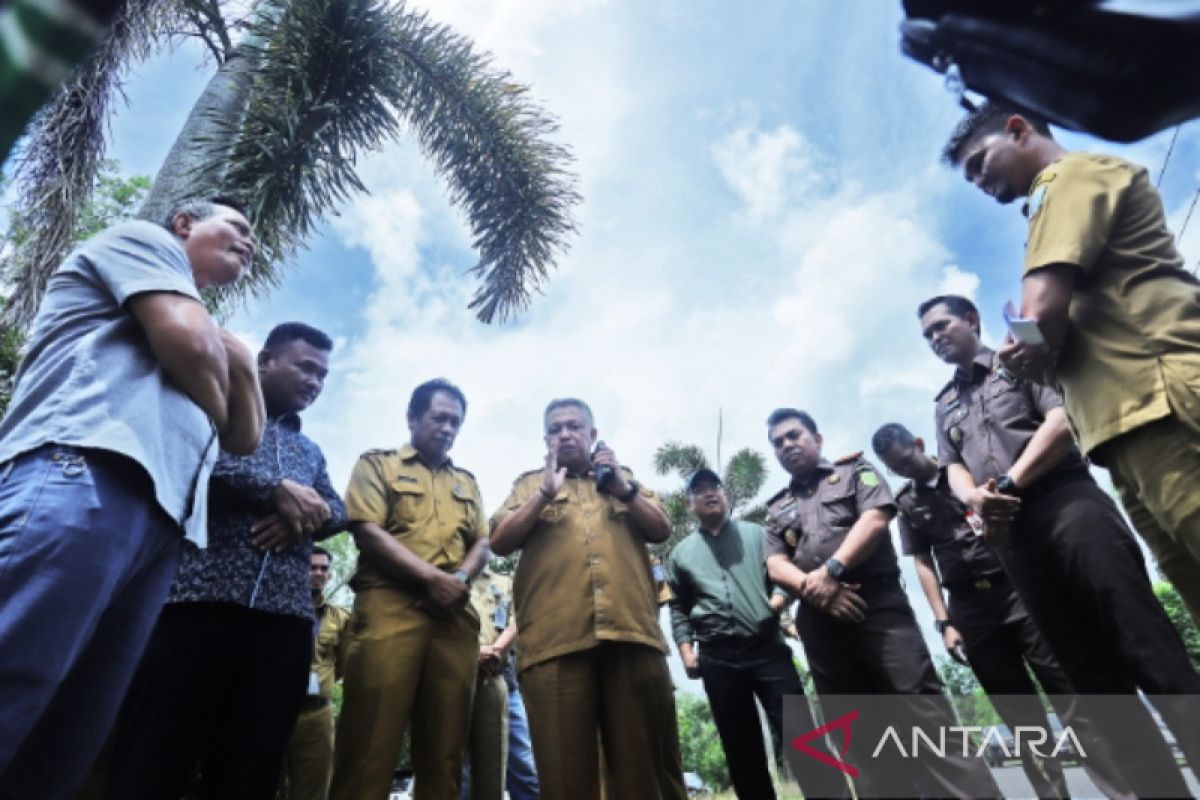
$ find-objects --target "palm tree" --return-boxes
[652,440,771,557]
[1,0,579,329]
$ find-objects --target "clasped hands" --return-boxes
[251,478,331,552]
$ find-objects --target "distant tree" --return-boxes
[936,655,1000,729]
[652,440,770,558]
[1155,580,1200,670]
[676,692,731,791]
[0,160,150,416]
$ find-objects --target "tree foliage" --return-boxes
[676,692,731,791]
[4,0,579,330]
[0,161,150,416]
[652,440,771,557]
[936,655,1001,729]
[1155,580,1200,670]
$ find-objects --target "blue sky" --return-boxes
[34,1,1200,659]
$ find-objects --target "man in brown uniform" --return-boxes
[943,101,1200,624]
[873,422,1079,799]
[461,568,516,800]
[920,294,1200,798]
[490,398,687,800]
[280,546,352,800]
[764,408,1000,800]
[330,379,491,800]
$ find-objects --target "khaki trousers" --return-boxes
[519,642,686,800]
[280,704,334,800]
[464,674,508,800]
[329,589,478,800]
[1104,412,1200,625]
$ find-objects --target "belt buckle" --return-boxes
[973,577,992,590]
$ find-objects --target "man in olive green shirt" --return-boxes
[944,101,1200,624]
[330,379,491,800]
[665,469,844,800]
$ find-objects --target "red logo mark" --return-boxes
[791,709,859,778]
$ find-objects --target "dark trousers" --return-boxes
[798,583,1000,799]
[994,473,1200,798]
[699,632,846,800]
[950,579,1070,798]
[103,601,312,800]
[0,446,181,800]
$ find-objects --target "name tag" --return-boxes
[307,670,320,696]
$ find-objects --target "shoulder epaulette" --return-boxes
[359,448,397,459]
[515,467,543,482]
[834,451,863,465]
[766,486,791,508]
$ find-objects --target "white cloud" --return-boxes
[712,124,830,221]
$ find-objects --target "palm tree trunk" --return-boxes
[137,38,261,224]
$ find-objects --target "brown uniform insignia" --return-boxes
[950,427,963,446]
[785,529,798,548]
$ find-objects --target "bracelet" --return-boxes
[538,486,556,502]
[616,481,640,503]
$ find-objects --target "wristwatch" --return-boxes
[935,619,952,634]
[824,557,847,580]
[616,481,640,503]
[452,569,472,586]
[996,474,1020,496]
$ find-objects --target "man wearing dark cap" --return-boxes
[665,468,844,800]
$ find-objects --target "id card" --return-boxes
[307,670,320,696]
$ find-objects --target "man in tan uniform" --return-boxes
[280,546,352,800]
[491,398,687,800]
[461,569,516,800]
[943,101,1200,624]
[330,379,490,800]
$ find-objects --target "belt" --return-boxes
[299,696,330,711]
[700,619,781,653]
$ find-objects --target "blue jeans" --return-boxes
[504,685,539,800]
[0,445,180,800]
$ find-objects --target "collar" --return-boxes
[268,411,303,432]
[699,516,733,538]
[399,443,453,470]
[953,346,996,387]
[790,458,834,492]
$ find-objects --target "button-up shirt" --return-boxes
[764,454,899,585]
[343,444,487,592]
[491,468,668,672]
[166,413,346,620]
[665,518,783,645]
[934,347,1087,483]
[1023,152,1200,455]
[311,598,352,699]
[894,470,1003,590]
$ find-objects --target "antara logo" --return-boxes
[791,710,860,777]
[872,725,1086,760]
[790,709,1085,776]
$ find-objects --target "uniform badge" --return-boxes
[950,426,964,446]
[859,470,879,488]
[827,474,840,485]
[785,529,798,548]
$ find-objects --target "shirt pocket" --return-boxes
[387,480,428,528]
[818,485,858,535]
[987,377,1032,426]
[538,493,569,525]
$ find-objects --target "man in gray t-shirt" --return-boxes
[0,197,265,799]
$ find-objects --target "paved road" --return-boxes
[991,764,1199,798]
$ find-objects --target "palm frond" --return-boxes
[0,0,186,329]
[723,447,767,513]
[652,441,710,479]
[207,0,579,322]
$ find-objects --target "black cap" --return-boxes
[686,468,722,492]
